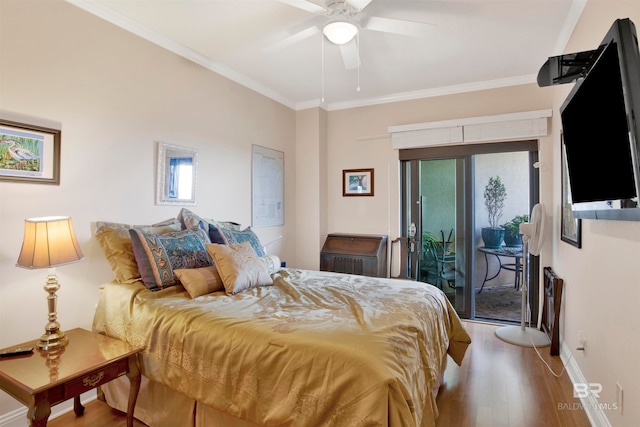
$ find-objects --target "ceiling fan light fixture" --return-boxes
[323,21,358,45]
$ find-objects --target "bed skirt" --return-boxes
[102,359,447,427]
[103,375,261,427]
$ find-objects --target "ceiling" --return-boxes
[67,0,585,111]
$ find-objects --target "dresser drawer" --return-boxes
[64,358,128,398]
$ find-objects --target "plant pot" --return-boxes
[481,227,505,249]
[504,232,522,247]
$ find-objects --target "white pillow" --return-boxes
[260,255,282,274]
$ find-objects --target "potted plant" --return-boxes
[420,231,443,284]
[503,214,528,246]
[481,176,507,248]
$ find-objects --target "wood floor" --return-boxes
[47,321,591,427]
[435,321,590,427]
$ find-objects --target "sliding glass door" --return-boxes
[401,157,473,318]
[400,141,539,321]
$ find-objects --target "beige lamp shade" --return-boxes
[17,216,84,269]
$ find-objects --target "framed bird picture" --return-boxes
[0,118,60,184]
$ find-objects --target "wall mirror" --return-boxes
[156,141,198,206]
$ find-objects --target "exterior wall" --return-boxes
[474,151,530,288]
[421,159,456,239]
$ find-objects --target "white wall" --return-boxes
[550,2,640,426]
[321,86,553,271]
[0,0,296,419]
[294,108,327,270]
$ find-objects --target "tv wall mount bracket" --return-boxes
[537,46,604,87]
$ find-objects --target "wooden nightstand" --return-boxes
[0,328,142,427]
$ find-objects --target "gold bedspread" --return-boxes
[93,268,471,427]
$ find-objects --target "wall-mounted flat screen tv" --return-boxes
[560,18,640,221]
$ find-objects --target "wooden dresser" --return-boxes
[320,233,388,278]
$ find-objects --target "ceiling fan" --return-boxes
[266,0,435,70]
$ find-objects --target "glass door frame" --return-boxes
[400,140,540,321]
[400,157,473,318]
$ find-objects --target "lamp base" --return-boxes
[36,271,69,351]
[36,330,69,351]
[495,325,550,348]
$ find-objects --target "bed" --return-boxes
[92,210,471,427]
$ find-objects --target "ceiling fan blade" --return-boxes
[346,0,374,11]
[365,16,435,38]
[339,40,360,70]
[276,0,326,14]
[263,26,320,53]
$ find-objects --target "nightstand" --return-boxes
[0,328,142,427]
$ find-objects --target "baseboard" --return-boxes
[0,390,97,427]
[560,339,611,427]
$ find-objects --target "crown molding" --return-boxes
[320,75,539,111]
[65,0,565,113]
[552,0,587,56]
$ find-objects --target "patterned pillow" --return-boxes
[95,219,182,283]
[177,208,241,233]
[209,225,265,257]
[174,266,224,298]
[130,227,212,291]
[206,242,273,295]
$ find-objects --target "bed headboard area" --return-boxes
[542,267,564,356]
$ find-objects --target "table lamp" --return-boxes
[16,216,84,350]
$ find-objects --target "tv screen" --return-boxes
[561,42,636,202]
[560,18,640,221]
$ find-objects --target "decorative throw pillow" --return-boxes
[177,208,241,233]
[95,219,182,283]
[174,266,224,298]
[206,242,273,295]
[209,225,266,257]
[260,255,282,274]
[130,227,212,291]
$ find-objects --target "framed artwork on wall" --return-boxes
[343,168,374,197]
[252,145,284,227]
[0,119,61,184]
[561,134,582,248]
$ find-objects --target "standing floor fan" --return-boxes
[495,203,551,347]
